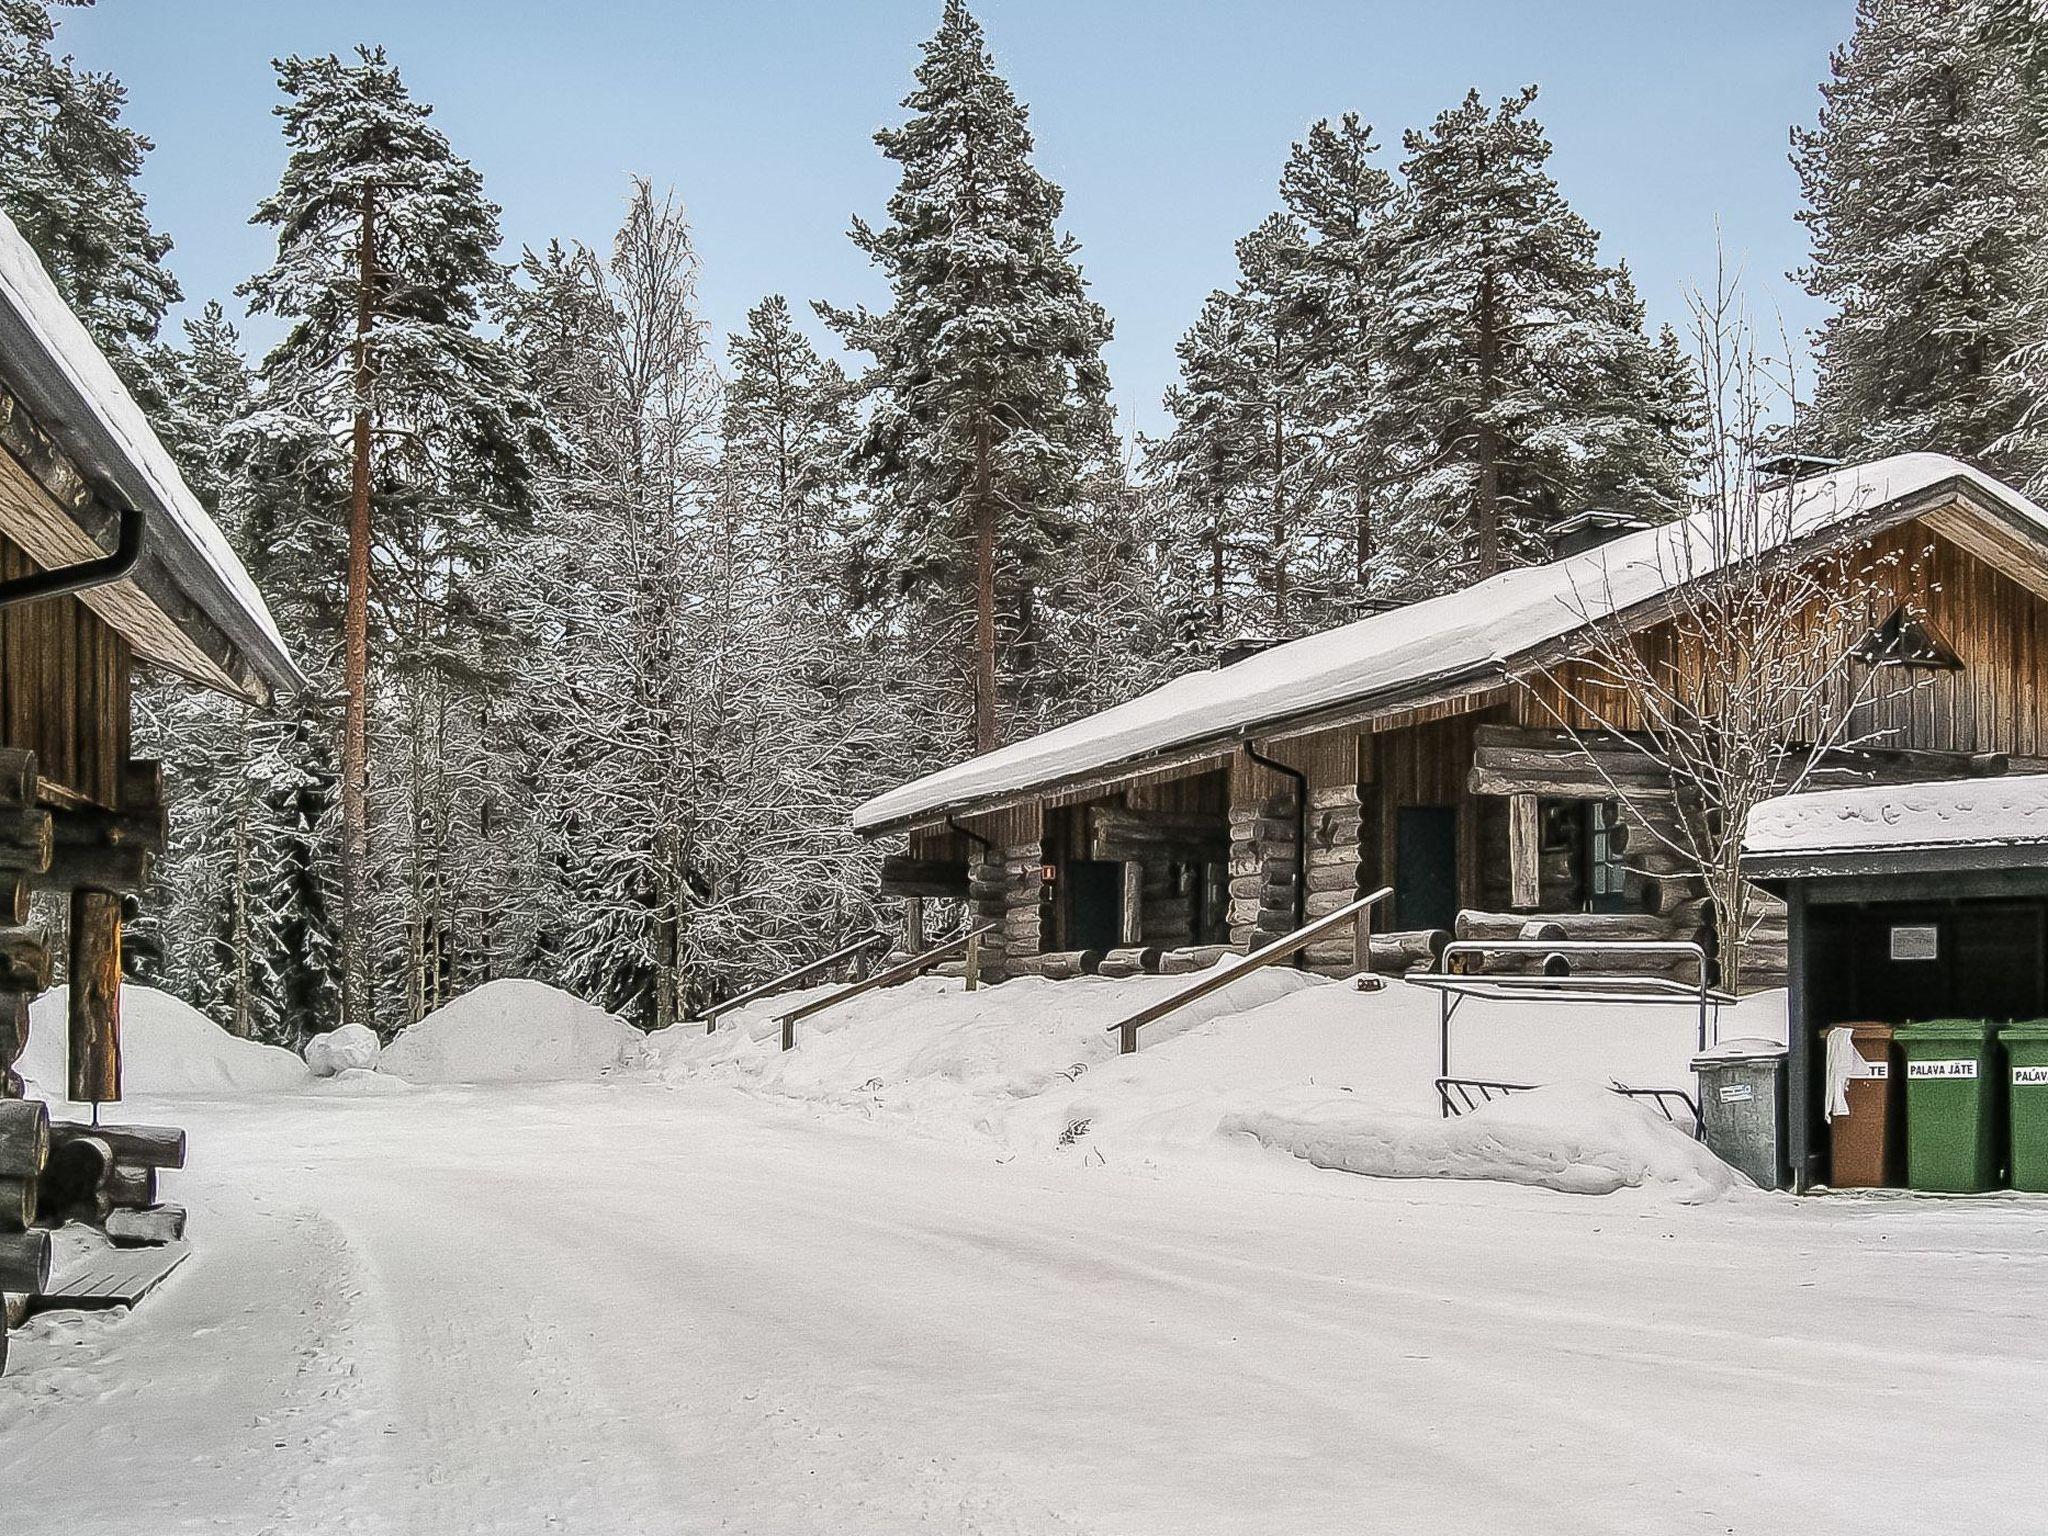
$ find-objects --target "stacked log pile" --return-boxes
[0,1098,47,1369]
[0,749,51,1103]
[1095,946,1162,979]
[1159,943,1236,975]
[1463,724,1801,992]
[40,1121,185,1240]
[1227,794,1300,952]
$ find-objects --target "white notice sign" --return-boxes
[2014,1066,2048,1087]
[1719,1082,1754,1103]
[1908,1059,1978,1080]
[1890,925,1940,961]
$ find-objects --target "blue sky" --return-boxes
[57,0,1855,438]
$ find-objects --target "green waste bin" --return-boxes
[1895,1020,2003,1193]
[2000,1022,2048,1194]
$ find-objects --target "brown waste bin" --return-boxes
[1826,1022,1904,1188]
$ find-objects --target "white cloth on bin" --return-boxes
[1824,1026,1877,1121]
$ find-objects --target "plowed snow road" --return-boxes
[3,1081,2044,1534]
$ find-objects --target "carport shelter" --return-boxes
[1742,775,2048,1191]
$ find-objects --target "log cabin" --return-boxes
[0,209,302,1114]
[853,454,2048,994]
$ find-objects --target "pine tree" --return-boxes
[821,0,1114,754]
[1796,0,2048,481]
[0,0,182,406]
[1379,86,1689,581]
[1281,117,1406,615]
[238,46,549,1029]
[722,296,855,577]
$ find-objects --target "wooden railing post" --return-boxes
[702,931,889,1033]
[777,923,999,1051]
[965,930,981,992]
[1108,888,1392,1055]
[1352,893,1373,975]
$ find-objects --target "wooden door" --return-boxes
[1395,807,1459,931]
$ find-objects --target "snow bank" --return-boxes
[380,979,641,1084]
[305,1066,417,1096]
[19,985,310,1096]
[1001,976,1786,1171]
[648,960,1786,1197]
[645,961,1326,1135]
[1223,1082,1746,1202]
[304,1023,380,1077]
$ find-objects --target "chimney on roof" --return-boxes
[1218,633,1281,668]
[1550,507,1653,560]
[1754,452,1841,483]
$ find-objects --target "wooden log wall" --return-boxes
[1227,792,1299,951]
[1465,724,1778,989]
[0,535,131,809]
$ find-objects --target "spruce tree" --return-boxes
[722,295,855,579]
[821,0,1113,753]
[1280,114,1400,614]
[1379,86,1688,581]
[0,0,181,405]
[1796,0,2048,480]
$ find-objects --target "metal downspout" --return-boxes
[0,504,146,612]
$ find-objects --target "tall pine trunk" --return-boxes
[972,413,998,752]
[341,186,376,1034]
[1474,258,1503,579]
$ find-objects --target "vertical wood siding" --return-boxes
[0,532,130,806]
[1515,520,2048,756]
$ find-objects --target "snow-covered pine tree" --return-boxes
[0,0,181,408]
[1796,0,2048,483]
[503,182,724,1030]
[722,296,855,575]
[1378,86,1690,582]
[238,46,549,1030]
[1147,291,1269,656]
[1277,113,1404,613]
[821,0,1114,754]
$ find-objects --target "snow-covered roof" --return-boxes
[0,208,302,699]
[856,453,2048,835]
[1743,774,2048,863]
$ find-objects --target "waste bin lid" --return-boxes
[1997,1020,2048,1043]
[1691,1035,1786,1067]
[1894,1018,2000,1045]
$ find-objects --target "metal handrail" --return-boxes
[1105,887,1393,1055]
[1409,937,1725,1111]
[775,923,1000,1051]
[702,930,890,1033]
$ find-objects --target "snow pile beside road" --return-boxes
[381,980,641,1084]
[20,985,310,1096]
[1001,978,1785,1169]
[1223,1082,1746,1202]
[646,961,1326,1133]
[304,1023,380,1076]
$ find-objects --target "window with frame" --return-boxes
[1582,800,1632,913]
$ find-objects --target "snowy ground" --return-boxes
[4,975,2047,1534]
